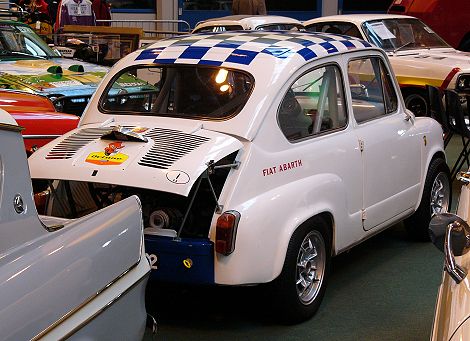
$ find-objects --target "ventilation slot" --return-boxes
[45,128,111,160]
[139,128,210,169]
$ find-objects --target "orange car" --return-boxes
[0,91,79,155]
[389,0,470,50]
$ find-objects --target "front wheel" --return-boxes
[404,89,429,117]
[405,158,451,240]
[269,216,331,324]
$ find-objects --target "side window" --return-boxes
[306,22,362,39]
[348,57,397,123]
[278,64,347,142]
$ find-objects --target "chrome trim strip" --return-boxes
[0,123,24,133]
[31,260,144,341]
[23,134,61,139]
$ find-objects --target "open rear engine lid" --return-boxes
[29,121,243,197]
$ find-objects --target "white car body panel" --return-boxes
[30,121,243,197]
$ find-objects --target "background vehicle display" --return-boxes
[388,0,470,51]
[29,31,450,323]
[0,20,109,115]
[0,108,150,340]
[0,90,78,155]
[304,14,470,117]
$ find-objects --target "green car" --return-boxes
[0,20,110,115]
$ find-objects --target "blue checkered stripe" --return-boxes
[135,32,372,66]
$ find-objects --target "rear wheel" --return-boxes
[270,216,331,324]
[405,158,451,240]
[403,88,429,117]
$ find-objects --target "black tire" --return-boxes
[269,216,331,324]
[403,88,429,117]
[405,158,451,241]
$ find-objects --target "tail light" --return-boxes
[215,210,240,256]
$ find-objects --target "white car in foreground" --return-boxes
[29,30,450,323]
[192,15,304,33]
[305,14,470,116]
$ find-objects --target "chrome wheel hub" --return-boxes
[430,172,450,215]
[296,230,325,305]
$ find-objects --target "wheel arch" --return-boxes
[213,173,353,285]
[297,211,335,257]
[414,149,448,211]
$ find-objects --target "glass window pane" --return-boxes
[278,64,347,142]
[306,22,362,39]
[348,57,386,123]
[100,65,254,120]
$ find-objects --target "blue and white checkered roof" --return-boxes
[135,31,373,67]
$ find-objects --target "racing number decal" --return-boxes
[146,253,158,270]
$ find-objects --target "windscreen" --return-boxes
[363,18,449,51]
[0,23,58,58]
[100,65,254,120]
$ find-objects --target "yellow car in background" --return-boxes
[305,14,470,116]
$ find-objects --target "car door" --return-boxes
[346,54,421,230]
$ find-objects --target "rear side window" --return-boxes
[306,22,362,38]
[278,64,347,142]
[347,57,398,123]
[193,25,244,33]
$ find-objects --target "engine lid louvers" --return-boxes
[45,127,111,160]
[139,128,210,169]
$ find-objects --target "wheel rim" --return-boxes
[405,93,428,117]
[296,230,326,305]
[430,172,450,215]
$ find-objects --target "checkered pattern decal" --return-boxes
[136,31,372,66]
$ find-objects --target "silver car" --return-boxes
[0,108,151,340]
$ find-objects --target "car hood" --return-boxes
[391,48,470,69]
[12,111,79,135]
[0,58,108,95]
[28,120,243,196]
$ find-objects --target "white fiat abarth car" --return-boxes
[305,14,470,116]
[28,30,450,323]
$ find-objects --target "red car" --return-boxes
[388,0,470,51]
[0,91,79,155]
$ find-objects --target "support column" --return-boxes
[157,0,178,33]
[322,0,339,16]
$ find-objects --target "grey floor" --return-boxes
[143,134,467,340]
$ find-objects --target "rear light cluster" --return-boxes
[215,210,240,256]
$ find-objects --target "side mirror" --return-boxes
[429,213,470,283]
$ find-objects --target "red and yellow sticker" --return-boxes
[85,152,128,165]
[85,142,128,165]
